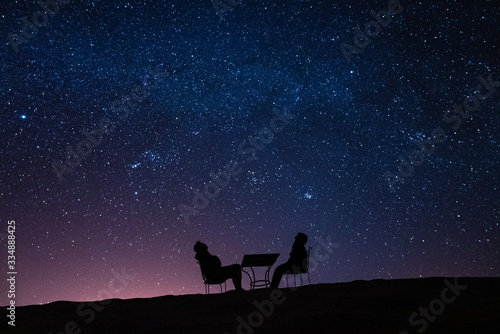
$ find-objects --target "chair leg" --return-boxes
[300,274,303,286]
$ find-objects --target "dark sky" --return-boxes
[1,0,499,306]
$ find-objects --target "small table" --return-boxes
[241,253,280,289]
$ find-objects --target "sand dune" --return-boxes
[2,277,499,334]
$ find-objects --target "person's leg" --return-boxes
[270,263,292,289]
[230,264,243,290]
[220,264,243,290]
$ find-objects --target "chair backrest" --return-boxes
[301,246,311,272]
[305,246,311,271]
[198,261,208,282]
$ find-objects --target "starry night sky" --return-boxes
[1,0,499,306]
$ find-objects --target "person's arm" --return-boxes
[289,244,307,265]
[289,243,300,257]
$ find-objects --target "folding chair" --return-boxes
[286,246,312,287]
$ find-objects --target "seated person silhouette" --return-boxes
[194,241,243,291]
[270,233,308,289]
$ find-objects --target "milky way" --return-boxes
[1,0,499,306]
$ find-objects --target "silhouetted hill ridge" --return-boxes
[2,277,499,334]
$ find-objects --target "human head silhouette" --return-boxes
[295,233,308,245]
[194,241,208,253]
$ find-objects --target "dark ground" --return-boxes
[2,277,499,334]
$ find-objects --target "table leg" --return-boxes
[241,267,254,290]
[265,265,272,288]
[250,266,257,289]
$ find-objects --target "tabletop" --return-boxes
[241,253,280,267]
